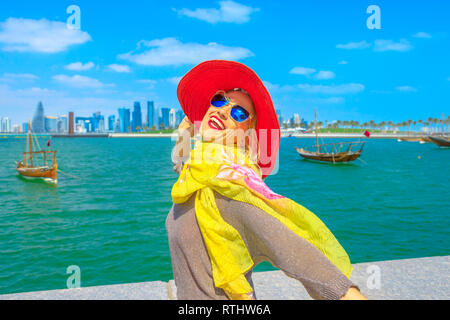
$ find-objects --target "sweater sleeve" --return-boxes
[214,192,356,300]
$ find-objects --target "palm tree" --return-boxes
[424,121,430,134]
[407,120,412,135]
[417,119,423,134]
[427,117,434,133]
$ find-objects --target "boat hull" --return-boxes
[296,148,362,163]
[427,135,450,147]
[16,163,58,184]
[397,136,432,143]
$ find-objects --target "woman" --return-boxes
[166,60,367,300]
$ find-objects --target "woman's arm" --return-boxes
[214,193,366,300]
[172,117,194,174]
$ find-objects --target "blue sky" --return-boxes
[0,0,449,126]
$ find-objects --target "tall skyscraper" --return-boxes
[32,101,45,133]
[108,115,115,132]
[153,104,159,130]
[69,112,74,135]
[146,101,154,128]
[57,115,68,133]
[132,102,142,132]
[44,116,58,133]
[175,109,184,128]
[169,108,176,129]
[276,109,283,126]
[91,111,105,133]
[118,107,131,132]
[2,117,11,133]
[75,116,93,132]
[160,108,170,129]
[293,113,301,126]
[22,122,29,133]
[12,124,21,133]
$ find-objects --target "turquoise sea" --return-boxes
[0,136,449,294]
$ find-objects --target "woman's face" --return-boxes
[200,90,256,143]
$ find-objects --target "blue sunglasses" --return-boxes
[210,92,251,123]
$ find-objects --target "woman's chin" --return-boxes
[200,128,226,142]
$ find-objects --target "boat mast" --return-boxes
[28,120,34,167]
[315,109,319,154]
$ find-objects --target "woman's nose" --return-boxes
[217,107,228,120]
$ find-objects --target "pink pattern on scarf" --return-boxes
[229,163,284,200]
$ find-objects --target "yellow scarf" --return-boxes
[171,141,353,299]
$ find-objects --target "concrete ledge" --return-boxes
[252,256,449,300]
[1,256,448,300]
[0,281,169,300]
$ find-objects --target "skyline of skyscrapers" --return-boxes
[0,100,189,134]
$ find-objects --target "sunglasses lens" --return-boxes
[211,94,228,107]
[230,106,250,122]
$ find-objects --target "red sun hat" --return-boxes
[177,60,280,178]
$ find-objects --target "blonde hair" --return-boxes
[226,88,259,166]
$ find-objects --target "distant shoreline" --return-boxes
[0,132,445,139]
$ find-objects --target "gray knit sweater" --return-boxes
[166,190,355,300]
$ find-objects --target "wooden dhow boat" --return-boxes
[397,136,431,143]
[427,135,450,147]
[296,110,365,163]
[16,121,58,184]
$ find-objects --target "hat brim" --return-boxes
[177,60,280,178]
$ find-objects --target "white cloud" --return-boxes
[395,85,417,92]
[166,76,182,85]
[1,73,38,82]
[175,1,258,24]
[14,86,58,97]
[297,83,365,95]
[337,39,413,52]
[0,17,91,53]
[306,97,345,104]
[290,67,335,80]
[52,74,113,89]
[65,62,95,71]
[107,64,131,73]
[374,39,412,52]
[314,71,335,80]
[338,60,348,65]
[413,32,432,39]
[136,79,157,89]
[289,67,316,76]
[336,41,371,50]
[118,37,253,66]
